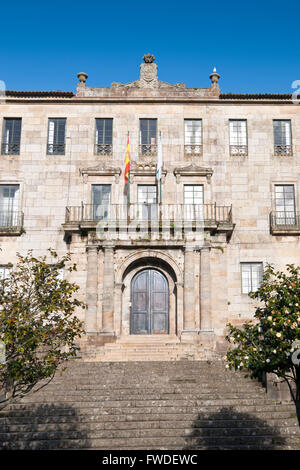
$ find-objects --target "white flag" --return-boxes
[156,133,163,181]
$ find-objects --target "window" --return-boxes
[184,185,204,220]
[95,119,113,155]
[229,120,248,156]
[92,184,111,220]
[137,185,158,220]
[1,118,21,155]
[241,263,263,294]
[274,185,296,225]
[184,119,202,156]
[0,184,20,227]
[0,265,12,280]
[47,118,66,155]
[273,120,292,156]
[139,119,157,155]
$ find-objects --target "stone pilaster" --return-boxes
[181,246,197,342]
[85,246,98,334]
[101,244,115,334]
[200,246,213,332]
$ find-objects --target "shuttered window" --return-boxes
[95,119,113,155]
[273,120,292,155]
[1,118,21,155]
[241,263,263,294]
[47,118,66,155]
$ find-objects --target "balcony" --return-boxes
[1,143,20,155]
[63,203,234,239]
[230,145,248,156]
[47,144,65,155]
[94,144,113,156]
[139,144,157,157]
[274,145,293,156]
[0,211,24,235]
[270,211,300,235]
[184,144,203,157]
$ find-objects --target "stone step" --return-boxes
[1,434,300,450]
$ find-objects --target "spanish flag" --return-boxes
[124,137,130,184]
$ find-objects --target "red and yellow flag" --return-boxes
[124,137,130,184]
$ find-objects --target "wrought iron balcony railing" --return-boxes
[65,203,233,229]
[139,144,157,156]
[94,144,113,156]
[0,211,24,232]
[270,211,300,234]
[1,143,20,155]
[230,145,248,156]
[47,144,65,155]
[274,145,293,156]
[184,144,203,157]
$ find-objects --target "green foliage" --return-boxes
[225,264,300,412]
[0,250,85,408]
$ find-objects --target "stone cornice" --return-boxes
[173,165,213,183]
[80,164,121,183]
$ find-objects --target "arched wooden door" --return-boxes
[130,269,169,334]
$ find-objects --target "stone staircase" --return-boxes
[80,335,218,362]
[0,360,299,450]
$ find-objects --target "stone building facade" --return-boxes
[1,55,300,360]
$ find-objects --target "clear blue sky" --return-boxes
[1,0,299,94]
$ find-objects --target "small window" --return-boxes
[91,184,111,220]
[1,118,21,155]
[241,262,263,294]
[95,118,113,155]
[273,120,292,156]
[0,265,12,280]
[274,184,296,225]
[184,119,202,156]
[47,118,66,155]
[184,185,204,205]
[229,120,248,156]
[0,184,20,227]
[139,119,157,155]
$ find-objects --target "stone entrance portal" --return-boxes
[130,269,169,335]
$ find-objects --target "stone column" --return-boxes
[114,282,123,336]
[181,246,197,342]
[101,243,115,334]
[200,247,212,331]
[85,246,98,334]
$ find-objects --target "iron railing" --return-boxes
[1,143,20,155]
[47,144,65,155]
[0,211,24,231]
[230,145,248,156]
[270,211,300,231]
[94,144,113,156]
[139,144,157,156]
[274,145,293,156]
[184,144,203,157]
[65,203,232,225]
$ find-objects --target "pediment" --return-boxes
[80,164,121,182]
[173,165,213,183]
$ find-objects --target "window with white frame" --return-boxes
[0,184,20,227]
[274,184,296,225]
[91,184,111,220]
[241,262,263,294]
[184,119,202,155]
[229,120,248,156]
[0,265,12,280]
[184,185,204,221]
[273,120,292,156]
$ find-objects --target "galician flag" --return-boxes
[124,136,130,184]
[156,133,162,181]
